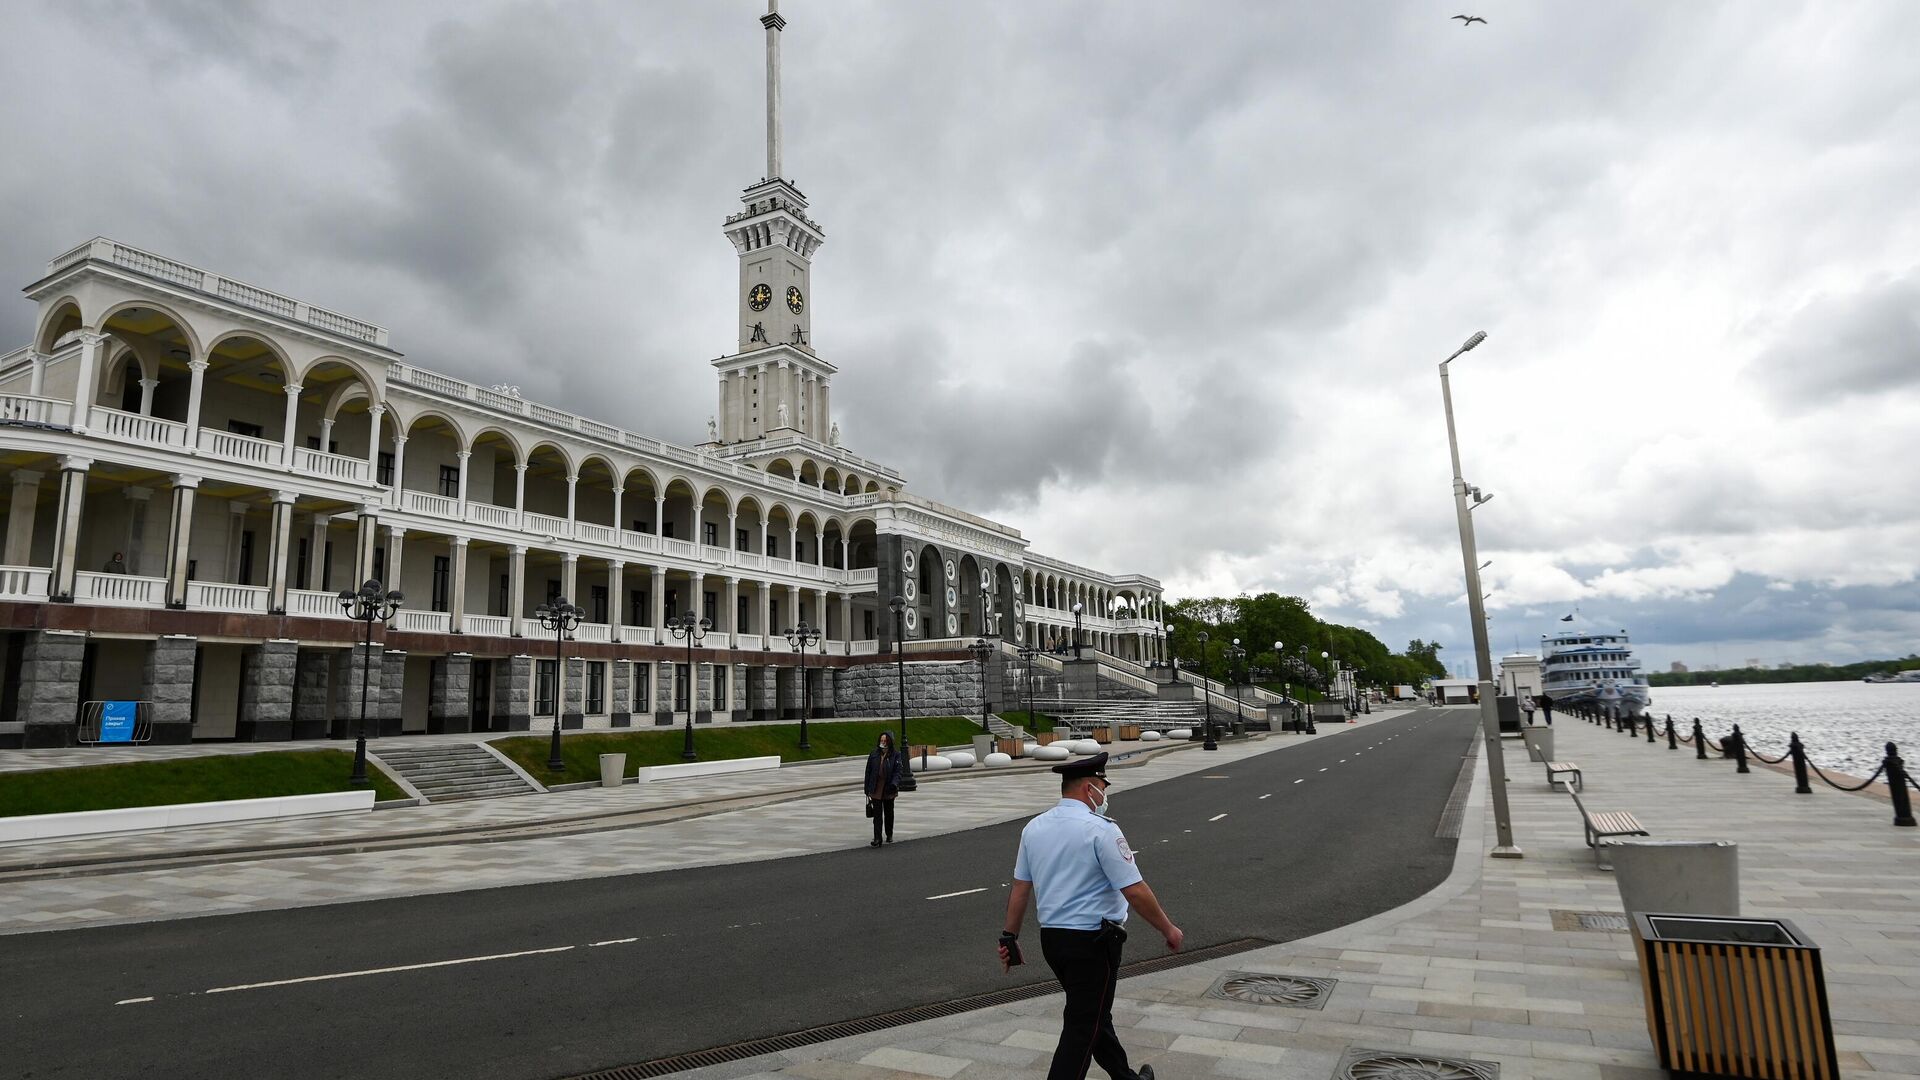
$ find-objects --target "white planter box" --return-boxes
[631,755,781,785]
[0,790,376,845]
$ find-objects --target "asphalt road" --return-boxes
[4,708,1473,1080]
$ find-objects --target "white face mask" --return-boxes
[1088,783,1111,819]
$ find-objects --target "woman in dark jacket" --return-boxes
[864,731,906,847]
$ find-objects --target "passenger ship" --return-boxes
[1539,629,1652,718]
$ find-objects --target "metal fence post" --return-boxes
[1645,714,1656,743]
[1732,724,1750,774]
[1789,733,1810,794]
[1886,743,1916,827]
[1694,718,1708,760]
[1665,715,1677,750]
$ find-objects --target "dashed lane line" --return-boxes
[926,887,989,901]
[1258,794,1272,800]
[203,945,578,996]
[1208,814,1228,822]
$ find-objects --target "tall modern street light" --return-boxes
[888,595,910,749]
[1219,638,1246,751]
[784,620,822,750]
[1164,616,1179,684]
[966,637,995,734]
[667,611,711,761]
[1018,639,1040,736]
[1438,329,1521,858]
[337,579,401,787]
[1071,601,1084,659]
[1197,630,1213,748]
[534,596,582,772]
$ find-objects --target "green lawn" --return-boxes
[494,716,991,782]
[0,749,406,817]
[995,710,1059,733]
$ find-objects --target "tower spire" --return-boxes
[762,0,785,179]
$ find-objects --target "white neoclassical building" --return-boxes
[0,2,1165,748]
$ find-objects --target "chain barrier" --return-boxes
[1807,758,1888,792]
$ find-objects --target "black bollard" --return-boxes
[1732,724,1750,774]
[1665,715,1678,750]
[1789,733,1811,794]
[1645,714,1656,743]
[1887,743,1916,827]
[1694,718,1708,760]
[1605,709,1615,731]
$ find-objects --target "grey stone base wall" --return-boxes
[378,649,406,737]
[610,660,632,728]
[294,649,332,739]
[561,657,584,729]
[429,653,473,734]
[835,660,982,718]
[750,666,777,721]
[500,655,532,731]
[332,644,381,739]
[143,635,197,744]
[237,639,297,742]
[20,630,86,747]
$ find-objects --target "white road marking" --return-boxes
[589,938,637,947]
[1318,768,1328,772]
[1294,779,1305,784]
[114,997,153,1006]
[926,887,988,900]
[1208,814,1228,822]
[1259,794,1272,800]
[203,946,576,995]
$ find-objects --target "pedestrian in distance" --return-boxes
[1521,696,1536,725]
[864,730,906,848]
[998,752,1181,1080]
[1538,693,1554,726]
[102,551,128,574]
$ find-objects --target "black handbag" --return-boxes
[865,798,877,818]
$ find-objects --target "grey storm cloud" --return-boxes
[4,0,1920,669]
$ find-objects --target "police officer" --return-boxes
[998,752,1182,1080]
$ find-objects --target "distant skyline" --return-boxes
[2,1,1915,668]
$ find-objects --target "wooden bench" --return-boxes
[1559,780,1649,867]
[1545,760,1583,791]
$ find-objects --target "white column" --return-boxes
[611,485,624,534]
[787,584,801,633]
[839,592,852,647]
[306,512,328,591]
[840,537,849,569]
[182,356,210,447]
[508,545,527,633]
[758,580,772,648]
[449,537,469,630]
[514,463,529,518]
[608,561,624,642]
[759,520,768,555]
[319,417,335,452]
[28,352,46,397]
[388,433,408,507]
[267,491,295,613]
[727,512,739,554]
[279,383,303,466]
[561,552,578,605]
[163,474,199,609]
[787,526,798,565]
[454,450,472,516]
[70,333,106,433]
[651,566,667,631]
[564,473,578,525]
[653,495,665,538]
[4,469,43,566]
[724,576,739,646]
[814,587,828,637]
[47,456,91,601]
[692,502,704,548]
[364,404,387,478]
[383,525,406,595]
[139,378,159,416]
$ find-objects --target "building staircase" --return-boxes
[368,742,539,803]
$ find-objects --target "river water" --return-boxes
[1638,681,1920,779]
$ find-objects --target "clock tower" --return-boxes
[711,0,834,447]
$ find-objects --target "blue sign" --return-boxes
[100,701,138,744]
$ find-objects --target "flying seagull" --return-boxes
[1452,14,1487,26]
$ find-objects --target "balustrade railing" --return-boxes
[292,446,370,483]
[0,565,50,601]
[393,609,452,634]
[185,581,268,613]
[734,633,764,651]
[619,529,660,552]
[74,571,165,607]
[576,522,615,545]
[525,512,570,538]
[197,426,283,467]
[461,614,512,637]
[466,503,520,529]
[89,407,187,447]
[0,394,73,426]
[401,490,459,518]
[288,589,346,618]
[573,622,612,642]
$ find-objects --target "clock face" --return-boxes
[786,285,805,314]
[748,283,772,311]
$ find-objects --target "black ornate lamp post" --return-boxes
[1197,630,1213,748]
[1018,641,1040,735]
[784,619,822,750]
[1220,639,1245,751]
[966,637,994,734]
[533,596,582,772]
[337,579,402,787]
[1162,616,1177,683]
[888,595,909,747]
[1071,601,1084,659]
[667,611,711,760]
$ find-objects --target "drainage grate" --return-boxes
[1335,1047,1499,1080]
[564,937,1275,1080]
[1434,737,1479,839]
[1548,909,1631,933]
[1206,972,1336,1009]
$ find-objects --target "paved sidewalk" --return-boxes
[676,713,1920,1080]
[0,717,1401,935]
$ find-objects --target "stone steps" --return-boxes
[370,744,535,803]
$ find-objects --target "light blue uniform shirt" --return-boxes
[1013,798,1144,930]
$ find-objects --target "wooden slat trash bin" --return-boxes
[996,737,1025,758]
[1117,723,1141,741]
[1034,731,1057,746]
[1632,913,1838,1080]
[1090,726,1113,744]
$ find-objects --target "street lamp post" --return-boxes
[533,596,582,772]
[888,595,909,748]
[1438,329,1522,859]
[1220,638,1245,751]
[1018,640,1040,736]
[667,611,711,761]
[1197,630,1213,748]
[966,637,994,734]
[784,620,822,750]
[337,579,402,786]
[1163,616,1178,683]
[1071,601,1084,659]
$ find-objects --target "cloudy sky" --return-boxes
[4,1,1918,673]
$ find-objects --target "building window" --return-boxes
[371,546,385,584]
[674,663,689,711]
[377,451,394,487]
[186,559,197,582]
[431,556,450,612]
[713,664,728,710]
[439,465,459,498]
[227,419,263,439]
[703,590,718,626]
[863,611,875,639]
[322,542,333,590]
[546,579,561,605]
[703,522,718,546]
[662,521,674,539]
[535,660,557,716]
[635,519,653,534]
[238,531,255,584]
[296,537,310,588]
[665,589,678,620]
[586,662,605,714]
[737,595,749,633]
[736,528,749,551]
[770,599,780,632]
[634,664,651,712]
[497,574,510,617]
[629,589,647,625]
[767,535,779,558]
[590,585,608,624]
[796,540,806,563]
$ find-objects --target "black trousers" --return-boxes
[1040,926,1134,1080]
[870,798,895,842]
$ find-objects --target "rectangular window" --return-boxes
[186,558,198,582]
[863,611,875,640]
[546,579,561,605]
[377,451,394,487]
[796,541,806,563]
[662,521,674,539]
[702,522,718,546]
[770,599,780,633]
[637,520,654,534]
[665,589,678,620]
[431,556,450,612]
[535,659,557,716]
[703,590,718,626]
[497,574,510,617]
[371,546,385,584]
[226,419,263,439]
[629,589,647,625]
[238,531,255,584]
[767,535,779,558]
[295,537,310,589]
[737,595,749,633]
[590,585,608,624]
[713,664,728,710]
[634,664,650,712]
[674,663,689,711]
[736,528,749,551]
[586,662,605,714]
[438,465,460,498]
[322,542,333,590]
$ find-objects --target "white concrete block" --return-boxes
[1140,729,1164,741]
[1032,745,1070,761]
[1168,728,1193,740]
[983,752,1013,767]
[0,790,376,845]
[946,751,976,768]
